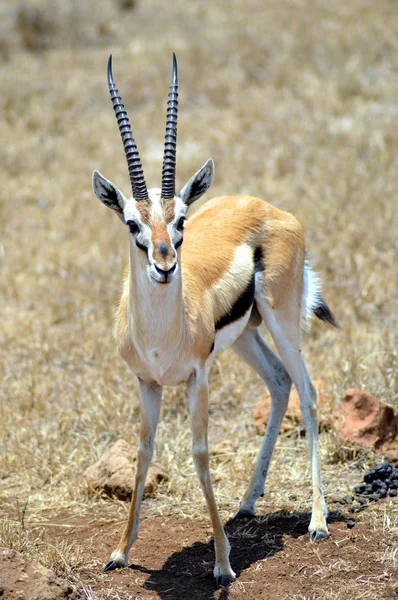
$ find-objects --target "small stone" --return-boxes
[389,489,397,497]
[348,505,355,513]
[84,439,168,501]
[346,519,356,529]
[289,494,297,501]
[369,493,380,502]
[344,494,354,503]
[358,496,368,505]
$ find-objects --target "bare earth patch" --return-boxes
[0,548,75,600]
[1,500,397,600]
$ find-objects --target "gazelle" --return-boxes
[92,53,338,587]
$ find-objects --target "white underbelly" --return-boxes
[211,310,251,356]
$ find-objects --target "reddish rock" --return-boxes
[254,379,330,435]
[84,439,168,501]
[334,389,398,456]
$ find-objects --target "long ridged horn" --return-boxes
[161,53,178,200]
[107,55,148,201]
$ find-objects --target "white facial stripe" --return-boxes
[123,202,142,224]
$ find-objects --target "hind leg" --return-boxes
[232,327,292,517]
[256,297,328,540]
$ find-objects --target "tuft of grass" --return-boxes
[0,517,96,584]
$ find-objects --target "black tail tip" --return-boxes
[313,301,340,328]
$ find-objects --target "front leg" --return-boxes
[187,369,236,588]
[104,378,162,572]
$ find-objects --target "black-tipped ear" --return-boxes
[92,170,127,218]
[178,159,214,207]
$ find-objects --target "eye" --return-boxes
[127,220,139,235]
[176,216,185,231]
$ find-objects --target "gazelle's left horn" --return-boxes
[161,53,178,200]
[107,55,149,201]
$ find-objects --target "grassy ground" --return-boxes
[0,1,397,598]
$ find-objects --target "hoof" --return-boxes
[103,560,123,573]
[215,574,235,588]
[234,509,255,520]
[309,529,329,542]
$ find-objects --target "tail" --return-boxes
[301,258,340,331]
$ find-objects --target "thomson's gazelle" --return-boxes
[92,53,338,587]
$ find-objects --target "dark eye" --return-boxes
[177,217,185,231]
[127,220,139,235]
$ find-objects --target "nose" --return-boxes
[158,242,169,258]
[154,263,176,281]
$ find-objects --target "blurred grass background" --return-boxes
[0,0,397,588]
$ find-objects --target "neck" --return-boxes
[128,244,185,346]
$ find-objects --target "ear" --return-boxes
[92,170,127,220]
[178,159,214,207]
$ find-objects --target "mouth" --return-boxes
[149,273,171,285]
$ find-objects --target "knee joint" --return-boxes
[192,441,207,458]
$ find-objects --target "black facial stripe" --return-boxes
[174,237,183,250]
[135,239,148,255]
[254,246,265,272]
[215,275,255,331]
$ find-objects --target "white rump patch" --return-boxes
[301,258,323,331]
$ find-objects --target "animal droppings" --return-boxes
[332,460,398,514]
[346,519,356,529]
[352,461,398,504]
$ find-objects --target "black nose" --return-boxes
[154,264,176,280]
[158,242,170,258]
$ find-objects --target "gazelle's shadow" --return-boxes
[128,509,344,600]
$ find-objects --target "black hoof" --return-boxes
[103,560,122,573]
[309,530,329,542]
[215,575,234,588]
[234,509,254,520]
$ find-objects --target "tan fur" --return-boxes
[151,222,175,266]
[181,195,305,328]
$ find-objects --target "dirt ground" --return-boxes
[1,497,398,600]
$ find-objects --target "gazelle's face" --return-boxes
[123,189,187,284]
[92,159,214,286]
[93,54,214,284]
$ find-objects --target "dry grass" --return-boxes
[0,0,397,598]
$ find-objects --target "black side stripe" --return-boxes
[215,275,255,331]
[254,246,265,272]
